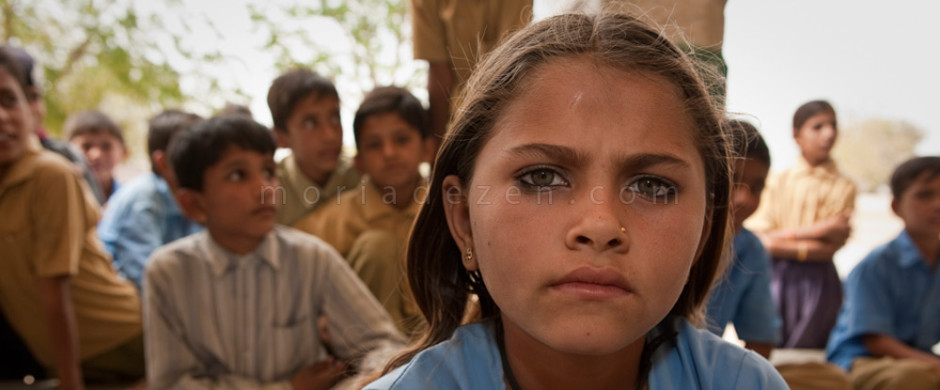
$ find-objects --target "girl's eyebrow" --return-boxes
[507,143,589,167]
[621,153,691,172]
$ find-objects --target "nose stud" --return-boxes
[620,226,626,234]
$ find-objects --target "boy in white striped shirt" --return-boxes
[144,114,405,389]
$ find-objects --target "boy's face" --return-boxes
[794,110,837,165]
[893,173,940,238]
[731,158,769,231]
[275,93,343,182]
[193,147,280,250]
[70,132,125,183]
[354,112,426,193]
[0,69,33,170]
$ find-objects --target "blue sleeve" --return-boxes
[108,200,166,290]
[731,241,781,343]
[729,353,790,389]
[840,257,895,339]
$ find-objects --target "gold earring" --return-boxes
[465,247,473,265]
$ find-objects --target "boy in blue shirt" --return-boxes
[826,156,940,390]
[144,114,403,389]
[705,120,780,358]
[98,110,204,290]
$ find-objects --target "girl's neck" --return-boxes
[500,318,645,390]
[801,152,829,168]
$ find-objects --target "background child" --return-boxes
[145,114,404,389]
[826,156,940,390]
[267,68,361,225]
[367,13,786,389]
[65,109,127,203]
[747,100,857,349]
[294,86,431,336]
[0,46,143,390]
[97,109,203,290]
[705,119,780,358]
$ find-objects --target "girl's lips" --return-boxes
[550,266,633,299]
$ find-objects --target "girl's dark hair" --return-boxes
[168,114,277,192]
[793,100,835,132]
[64,110,126,145]
[384,12,731,375]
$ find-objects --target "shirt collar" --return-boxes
[203,229,280,276]
[892,229,929,269]
[793,155,840,177]
[359,176,426,222]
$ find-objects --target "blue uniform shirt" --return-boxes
[705,229,781,344]
[98,172,202,289]
[826,229,940,370]
[365,319,788,390]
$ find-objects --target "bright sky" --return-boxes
[165,0,939,171]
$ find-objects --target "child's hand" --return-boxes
[290,358,347,390]
[817,211,852,247]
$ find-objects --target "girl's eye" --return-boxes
[517,167,568,190]
[302,118,317,129]
[0,94,18,108]
[227,170,245,181]
[627,176,678,202]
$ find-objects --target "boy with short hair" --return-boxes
[826,156,940,390]
[0,45,143,390]
[145,114,404,389]
[267,68,361,226]
[705,119,780,358]
[97,109,203,290]
[65,110,127,203]
[294,86,431,335]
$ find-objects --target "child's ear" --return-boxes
[890,198,900,217]
[273,128,291,149]
[441,175,476,270]
[152,150,170,177]
[176,188,208,225]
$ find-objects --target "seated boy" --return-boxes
[145,114,405,389]
[294,86,431,335]
[97,109,203,290]
[704,120,781,358]
[65,110,127,203]
[826,156,940,390]
[0,47,143,390]
[267,68,361,226]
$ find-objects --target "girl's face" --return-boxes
[0,69,33,170]
[445,57,710,357]
[794,110,837,165]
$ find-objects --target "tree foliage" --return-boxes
[833,118,923,192]
[248,0,422,105]
[0,0,236,138]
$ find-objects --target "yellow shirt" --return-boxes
[275,153,361,226]
[411,0,533,104]
[746,157,857,231]
[0,150,141,367]
[293,177,425,257]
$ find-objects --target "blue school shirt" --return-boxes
[97,172,202,290]
[705,229,781,343]
[826,229,940,370]
[365,320,787,390]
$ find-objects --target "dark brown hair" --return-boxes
[353,86,429,147]
[727,119,771,167]
[385,12,731,375]
[64,110,125,146]
[793,100,835,133]
[890,156,940,199]
[266,68,338,132]
[147,109,203,176]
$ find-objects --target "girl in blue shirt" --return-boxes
[366,12,787,390]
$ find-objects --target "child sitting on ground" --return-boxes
[144,114,405,389]
[294,86,432,336]
[826,156,940,390]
